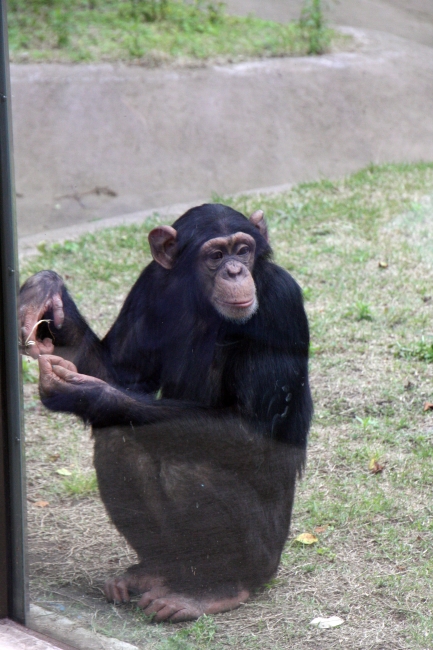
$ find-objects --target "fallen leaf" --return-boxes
[56,468,72,476]
[369,458,385,474]
[34,501,49,508]
[49,453,60,462]
[310,616,344,629]
[314,526,328,534]
[378,261,388,268]
[423,402,433,412]
[295,533,318,545]
[396,565,406,572]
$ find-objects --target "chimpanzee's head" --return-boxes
[148,204,271,322]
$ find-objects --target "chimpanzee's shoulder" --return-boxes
[256,259,304,303]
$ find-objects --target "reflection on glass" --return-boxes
[20,203,311,645]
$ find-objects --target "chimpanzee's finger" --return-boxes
[21,339,41,360]
[21,311,41,344]
[51,362,105,386]
[50,293,64,329]
[37,338,55,356]
[38,355,78,375]
[51,365,83,383]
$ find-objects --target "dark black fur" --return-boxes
[20,204,312,600]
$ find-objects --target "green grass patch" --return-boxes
[23,162,433,649]
[353,300,374,321]
[22,356,39,383]
[157,616,217,649]
[8,0,339,64]
[60,469,98,496]
[396,336,433,363]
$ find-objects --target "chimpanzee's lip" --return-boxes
[224,299,255,308]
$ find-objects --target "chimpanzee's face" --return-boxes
[198,232,258,322]
[148,207,268,323]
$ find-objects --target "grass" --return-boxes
[21,162,433,649]
[8,0,340,64]
[397,337,433,363]
[22,356,39,383]
[353,300,374,321]
[61,469,98,496]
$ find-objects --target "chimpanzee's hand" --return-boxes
[38,355,106,399]
[19,271,65,358]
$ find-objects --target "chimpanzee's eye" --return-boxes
[210,251,223,261]
[237,246,249,256]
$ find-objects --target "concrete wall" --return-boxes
[11,29,433,237]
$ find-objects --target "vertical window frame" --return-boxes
[0,0,28,625]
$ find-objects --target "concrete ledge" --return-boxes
[0,616,73,650]
[28,606,138,650]
[18,200,203,258]
[18,182,295,257]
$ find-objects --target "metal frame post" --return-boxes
[0,0,27,624]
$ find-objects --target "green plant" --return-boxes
[51,6,73,47]
[396,337,433,362]
[302,286,313,301]
[132,0,169,22]
[61,470,98,496]
[8,0,338,62]
[156,615,216,649]
[355,300,373,321]
[299,0,330,54]
[355,416,378,432]
[22,356,39,384]
[125,26,146,57]
[8,0,76,48]
[120,0,225,27]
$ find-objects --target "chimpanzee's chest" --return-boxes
[160,334,238,407]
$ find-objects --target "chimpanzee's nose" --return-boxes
[226,261,243,278]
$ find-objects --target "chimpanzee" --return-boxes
[19,204,312,622]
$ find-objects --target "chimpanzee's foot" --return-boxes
[104,570,163,604]
[137,588,250,623]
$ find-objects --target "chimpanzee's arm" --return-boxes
[38,355,203,428]
[19,270,159,388]
[19,271,114,381]
[225,263,313,446]
[236,347,312,446]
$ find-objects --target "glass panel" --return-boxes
[5,2,346,648]
[10,5,310,650]
[10,0,312,650]
[7,2,433,648]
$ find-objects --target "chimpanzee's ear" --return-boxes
[148,226,178,269]
[249,209,269,242]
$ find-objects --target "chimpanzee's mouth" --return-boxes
[226,299,255,308]
[214,296,258,322]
